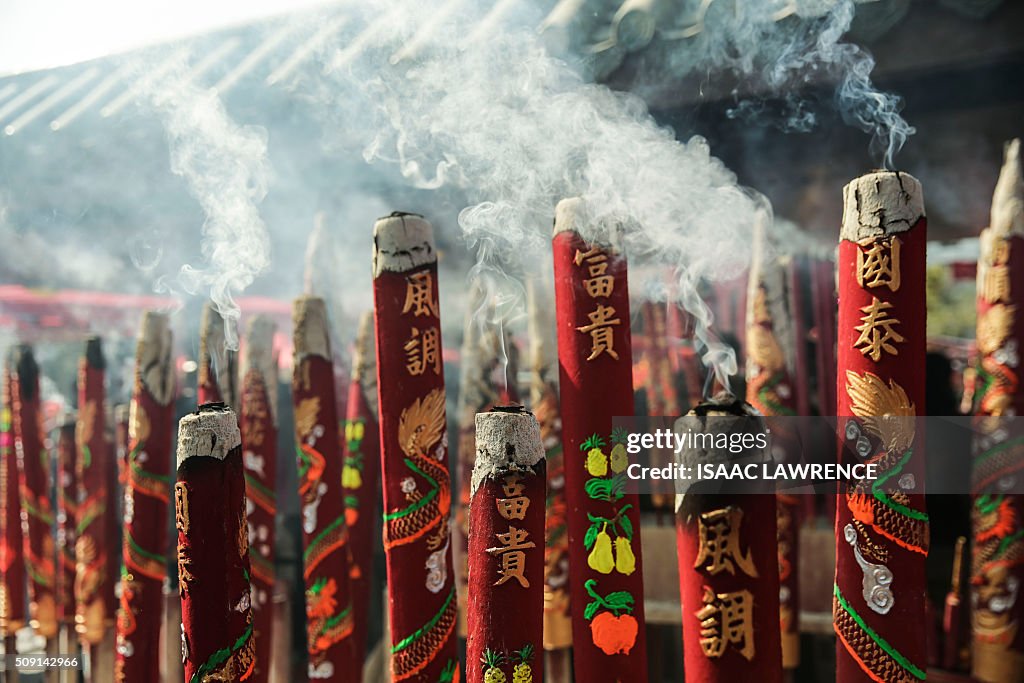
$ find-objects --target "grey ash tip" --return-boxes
[177,402,241,468]
[471,408,544,495]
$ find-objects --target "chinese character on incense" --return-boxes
[466,406,546,683]
[551,197,647,681]
[175,404,255,681]
[834,171,928,683]
[372,212,459,682]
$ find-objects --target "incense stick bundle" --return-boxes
[551,198,647,681]
[466,407,546,683]
[971,139,1024,683]
[11,345,57,639]
[744,221,801,671]
[526,277,572,654]
[176,403,255,680]
[116,311,176,683]
[834,171,928,682]
[240,315,278,683]
[341,311,379,668]
[292,296,358,681]
[675,397,782,682]
[0,360,26,637]
[198,303,239,410]
[75,337,116,679]
[372,213,459,682]
[55,418,77,626]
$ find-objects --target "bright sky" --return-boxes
[0,0,334,76]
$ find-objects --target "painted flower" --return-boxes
[401,477,417,494]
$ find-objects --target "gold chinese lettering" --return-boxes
[575,247,616,298]
[402,271,440,318]
[856,237,901,292]
[174,482,194,595]
[694,507,758,578]
[486,526,536,588]
[854,298,905,361]
[577,304,621,361]
[404,326,442,376]
[496,474,530,520]
[694,587,755,660]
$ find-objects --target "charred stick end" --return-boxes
[292,296,331,362]
[471,405,544,496]
[841,170,924,242]
[242,315,278,424]
[84,336,105,370]
[176,402,241,469]
[136,311,174,406]
[372,212,434,277]
[674,395,769,512]
[13,345,38,401]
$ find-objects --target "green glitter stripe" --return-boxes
[303,516,345,565]
[81,444,92,469]
[974,435,1024,467]
[392,585,455,654]
[834,584,926,680]
[76,500,104,535]
[871,449,928,522]
[976,494,1002,515]
[382,457,438,522]
[128,534,167,565]
[995,529,1024,560]
[324,602,353,629]
[189,622,253,683]
[244,472,276,501]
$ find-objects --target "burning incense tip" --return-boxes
[242,315,278,423]
[990,138,1023,237]
[552,196,622,248]
[841,170,924,241]
[176,403,241,467]
[84,336,105,369]
[372,212,435,277]
[471,407,544,495]
[137,311,174,405]
[13,345,39,400]
[292,295,331,361]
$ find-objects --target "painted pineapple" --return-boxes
[582,434,608,477]
[512,645,534,683]
[609,426,629,473]
[482,649,506,683]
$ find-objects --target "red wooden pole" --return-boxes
[176,403,255,680]
[466,407,546,683]
[292,296,359,681]
[675,398,783,683]
[241,315,279,683]
[56,417,78,627]
[116,311,176,683]
[372,213,459,682]
[551,198,647,680]
[0,359,26,637]
[834,171,928,682]
[342,311,380,668]
[971,138,1024,682]
[11,344,57,639]
[744,222,801,672]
